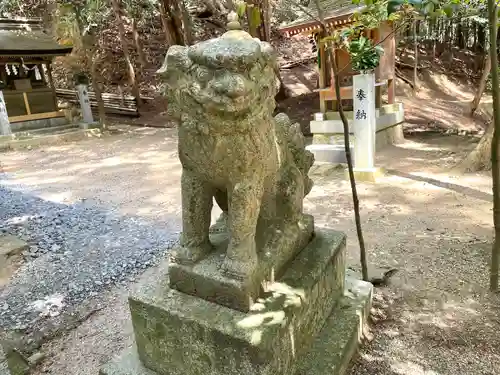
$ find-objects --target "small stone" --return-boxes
[28,352,46,366]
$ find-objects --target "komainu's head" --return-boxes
[158,29,278,122]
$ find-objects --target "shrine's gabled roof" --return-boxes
[278,0,363,37]
[0,18,73,57]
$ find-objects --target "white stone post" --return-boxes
[76,84,93,126]
[0,91,12,136]
[351,72,381,181]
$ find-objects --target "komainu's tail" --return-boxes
[274,113,315,196]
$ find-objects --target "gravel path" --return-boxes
[0,184,179,331]
[0,127,499,375]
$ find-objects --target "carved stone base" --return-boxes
[99,229,373,375]
[169,214,315,312]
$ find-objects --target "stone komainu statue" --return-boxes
[158,21,314,280]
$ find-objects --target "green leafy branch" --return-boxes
[318,0,411,72]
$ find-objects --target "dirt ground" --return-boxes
[1,71,499,374]
[0,129,497,375]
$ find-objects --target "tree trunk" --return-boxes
[111,0,142,108]
[478,23,486,53]
[74,8,106,127]
[413,20,419,91]
[131,18,147,69]
[242,0,270,41]
[274,65,288,101]
[456,22,464,49]
[213,0,227,11]
[180,0,194,45]
[159,0,184,45]
[431,18,437,59]
[488,0,500,292]
[262,0,271,42]
[470,53,491,116]
[204,0,222,14]
[84,42,106,127]
[42,0,57,35]
[313,0,369,282]
[473,22,477,51]
[169,0,185,45]
[245,0,259,38]
[464,19,469,49]
[456,122,493,172]
[159,0,175,45]
[90,55,107,128]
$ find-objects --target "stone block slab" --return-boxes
[0,235,27,257]
[310,120,347,134]
[127,229,346,375]
[347,167,385,183]
[306,144,354,164]
[169,214,314,312]
[0,346,10,375]
[100,276,372,375]
[0,235,27,286]
[295,277,373,375]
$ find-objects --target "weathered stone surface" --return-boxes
[2,348,28,375]
[100,275,373,375]
[295,277,373,375]
[0,346,10,375]
[0,235,27,287]
[158,23,314,290]
[126,229,345,375]
[0,235,27,258]
[169,214,314,311]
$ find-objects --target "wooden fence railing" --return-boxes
[55,89,141,117]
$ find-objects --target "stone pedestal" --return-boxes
[0,346,11,375]
[169,214,314,312]
[100,229,372,375]
[0,235,27,287]
[76,84,93,126]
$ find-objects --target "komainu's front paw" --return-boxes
[221,240,258,280]
[171,242,213,265]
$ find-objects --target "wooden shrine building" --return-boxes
[278,0,404,166]
[278,0,397,113]
[0,18,72,124]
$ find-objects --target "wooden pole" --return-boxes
[488,0,500,291]
[319,37,326,113]
[413,19,419,91]
[22,92,31,115]
[387,78,395,104]
[388,23,396,104]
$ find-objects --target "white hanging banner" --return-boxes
[34,65,42,80]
